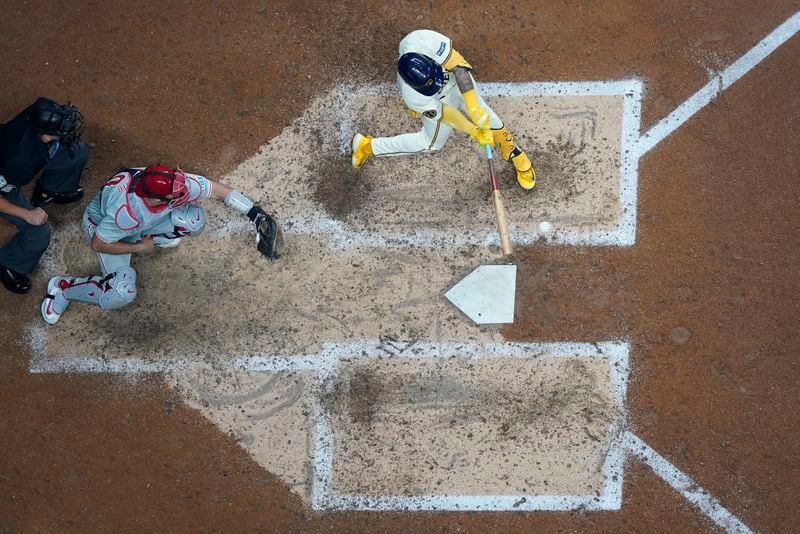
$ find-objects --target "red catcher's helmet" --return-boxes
[134,165,190,208]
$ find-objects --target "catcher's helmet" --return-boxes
[134,165,190,208]
[29,97,85,147]
[398,53,444,96]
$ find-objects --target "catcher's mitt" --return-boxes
[247,206,284,260]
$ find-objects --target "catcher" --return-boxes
[351,29,536,190]
[40,165,282,324]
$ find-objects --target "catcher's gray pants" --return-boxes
[57,213,148,312]
[55,207,206,312]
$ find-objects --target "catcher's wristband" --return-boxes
[246,205,266,221]
[224,189,255,215]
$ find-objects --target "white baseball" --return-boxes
[538,221,553,234]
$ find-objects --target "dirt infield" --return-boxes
[1,1,799,532]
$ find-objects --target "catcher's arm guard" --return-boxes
[246,206,284,260]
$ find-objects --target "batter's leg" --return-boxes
[352,116,455,168]
[371,116,454,156]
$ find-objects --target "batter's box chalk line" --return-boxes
[331,79,643,249]
[308,341,629,512]
[30,321,750,525]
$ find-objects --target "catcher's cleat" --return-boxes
[41,276,71,325]
[510,148,535,190]
[351,133,373,169]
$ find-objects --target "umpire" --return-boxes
[0,97,89,294]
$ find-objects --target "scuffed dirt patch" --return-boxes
[322,355,621,497]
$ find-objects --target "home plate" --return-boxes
[445,265,517,324]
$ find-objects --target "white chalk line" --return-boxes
[638,11,800,155]
[29,339,631,373]
[324,494,615,512]
[619,81,643,247]
[624,432,753,533]
[338,80,643,249]
[40,80,644,253]
[310,341,630,511]
[29,338,753,523]
[620,12,799,530]
[30,339,630,512]
[310,361,336,511]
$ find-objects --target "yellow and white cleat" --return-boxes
[351,133,373,169]
[510,148,536,190]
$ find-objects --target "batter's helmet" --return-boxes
[134,165,190,208]
[29,97,85,147]
[398,53,444,96]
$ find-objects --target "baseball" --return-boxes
[538,221,554,234]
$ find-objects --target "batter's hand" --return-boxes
[469,127,494,147]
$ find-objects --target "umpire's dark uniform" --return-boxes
[0,98,89,294]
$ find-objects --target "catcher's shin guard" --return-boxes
[493,127,536,190]
[61,267,138,310]
[351,133,373,169]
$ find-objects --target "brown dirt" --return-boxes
[1,1,798,532]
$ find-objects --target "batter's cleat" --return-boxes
[510,148,536,190]
[41,276,71,325]
[351,133,373,169]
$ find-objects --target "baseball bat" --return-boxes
[484,144,513,256]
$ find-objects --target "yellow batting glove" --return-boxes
[478,128,494,147]
[463,89,490,129]
[469,127,494,147]
[408,109,420,119]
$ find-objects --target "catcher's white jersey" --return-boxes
[85,168,211,245]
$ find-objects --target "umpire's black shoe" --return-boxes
[31,184,84,207]
[0,265,32,294]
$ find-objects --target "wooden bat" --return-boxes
[484,145,513,255]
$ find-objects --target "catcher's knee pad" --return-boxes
[170,204,206,238]
[492,126,517,161]
[98,266,137,310]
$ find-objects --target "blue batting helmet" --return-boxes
[398,53,444,96]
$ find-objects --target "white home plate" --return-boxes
[445,265,517,324]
